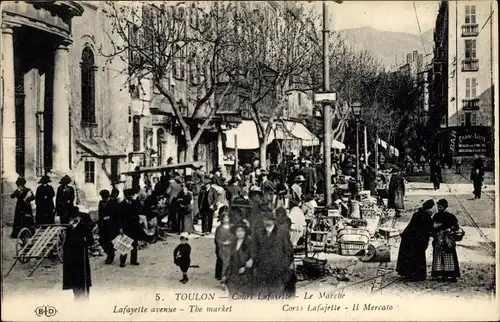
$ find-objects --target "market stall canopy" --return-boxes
[331,139,346,150]
[225,120,319,149]
[282,121,319,147]
[377,138,399,156]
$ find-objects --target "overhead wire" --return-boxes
[412,1,428,57]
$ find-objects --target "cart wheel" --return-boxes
[56,228,66,263]
[16,228,32,264]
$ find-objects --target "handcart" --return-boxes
[5,224,67,277]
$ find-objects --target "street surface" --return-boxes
[2,169,496,301]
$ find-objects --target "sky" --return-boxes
[307,1,440,35]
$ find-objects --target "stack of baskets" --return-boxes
[337,228,370,256]
[360,203,381,236]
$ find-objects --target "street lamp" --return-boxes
[352,102,362,187]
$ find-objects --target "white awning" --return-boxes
[225,120,272,149]
[332,139,346,150]
[377,138,399,156]
[225,120,320,149]
[283,121,320,147]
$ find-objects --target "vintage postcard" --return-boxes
[1,0,498,321]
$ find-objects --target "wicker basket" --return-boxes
[339,242,367,256]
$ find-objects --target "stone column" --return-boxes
[1,26,17,181]
[24,69,37,179]
[52,40,71,175]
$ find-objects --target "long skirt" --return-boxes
[431,232,460,278]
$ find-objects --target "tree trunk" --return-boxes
[185,141,195,163]
[259,139,267,170]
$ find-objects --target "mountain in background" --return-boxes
[337,26,434,70]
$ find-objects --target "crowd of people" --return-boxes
[8,151,486,300]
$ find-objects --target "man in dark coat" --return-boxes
[259,170,276,207]
[56,175,75,224]
[227,176,242,203]
[388,168,405,218]
[167,176,183,233]
[362,164,377,196]
[396,199,434,281]
[10,177,35,238]
[300,160,317,196]
[35,175,55,226]
[118,189,141,267]
[198,178,217,235]
[63,206,93,300]
[251,208,294,295]
[98,190,120,264]
[470,163,485,199]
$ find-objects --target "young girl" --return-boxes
[174,232,191,284]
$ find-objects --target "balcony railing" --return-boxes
[462,98,480,110]
[462,58,479,72]
[462,24,479,37]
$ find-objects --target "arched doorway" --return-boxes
[157,128,166,166]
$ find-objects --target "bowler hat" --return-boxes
[59,175,72,185]
[70,206,80,218]
[124,188,135,197]
[99,189,110,199]
[437,198,448,208]
[422,199,435,210]
[15,177,26,186]
[38,175,51,184]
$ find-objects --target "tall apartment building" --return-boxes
[429,0,496,158]
[399,50,431,126]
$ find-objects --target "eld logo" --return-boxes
[34,305,57,317]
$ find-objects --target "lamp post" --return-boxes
[352,102,362,185]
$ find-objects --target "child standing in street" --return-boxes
[174,232,191,283]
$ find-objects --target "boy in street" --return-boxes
[174,232,192,284]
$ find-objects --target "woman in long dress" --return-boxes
[388,168,405,218]
[10,177,35,238]
[215,212,233,288]
[431,199,461,282]
[396,199,434,281]
[226,223,253,296]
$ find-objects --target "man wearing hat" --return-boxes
[251,207,294,295]
[35,175,55,226]
[167,175,183,233]
[10,177,35,238]
[118,189,141,267]
[63,206,94,300]
[98,189,119,264]
[198,176,217,235]
[56,175,75,224]
[300,160,317,196]
[259,169,275,207]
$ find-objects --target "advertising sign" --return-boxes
[453,126,492,156]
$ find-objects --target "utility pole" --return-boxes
[364,125,368,165]
[322,0,332,207]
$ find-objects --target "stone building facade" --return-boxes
[1,1,132,220]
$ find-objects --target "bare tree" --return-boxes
[102,1,237,161]
[307,35,382,143]
[229,3,319,168]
